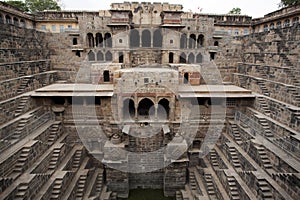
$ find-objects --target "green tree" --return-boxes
[5,0,61,13]
[280,0,300,7]
[25,0,61,13]
[5,0,29,12]
[228,7,241,14]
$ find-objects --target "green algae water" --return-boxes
[119,189,175,200]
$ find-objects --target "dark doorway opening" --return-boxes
[103,70,110,82]
[138,98,155,117]
[87,33,94,48]
[73,38,78,45]
[189,34,196,49]
[75,50,81,57]
[119,52,124,63]
[210,52,216,60]
[96,33,103,47]
[184,73,189,84]
[197,34,204,47]
[169,52,174,63]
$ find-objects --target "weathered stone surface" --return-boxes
[0,1,299,200]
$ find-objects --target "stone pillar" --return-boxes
[139,29,142,48]
[169,98,175,121]
[106,167,129,198]
[102,32,105,48]
[151,30,153,48]
[163,161,188,197]
[119,99,123,122]
[154,103,158,120]
[134,95,138,120]
[103,140,129,198]
[164,134,189,197]
[187,36,190,49]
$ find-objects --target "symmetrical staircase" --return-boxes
[256,145,273,169]
[17,76,31,95]
[14,147,31,173]
[51,178,63,199]
[48,122,60,144]
[257,79,269,96]
[95,171,103,193]
[48,148,61,171]
[257,118,273,137]
[204,173,217,199]
[14,96,29,117]
[231,124,242,144]
[256,96,271,116]
[209,149,219,168]
[15,183,28,199]
[12,118,29,140]
[189,170,198,193]
[228,147,241,169]
[227,176,240,200]
[257,178,273,199]
[72,149,82,169]
[76,174,87,198]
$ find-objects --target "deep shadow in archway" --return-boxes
[138,98,155,118]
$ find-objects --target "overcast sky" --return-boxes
[61,0,282,18]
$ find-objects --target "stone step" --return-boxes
[231,196,240,200]
[53,183,61,188]
[206,182,213,187]
[52,189,61,195]
[260,154,268,159]
[262,159,271,164]
[208,190,215,195]
[260,186,271,192]
[233,160,240,165]
[230,151,238,156]
[258,181,268,187]
[262,192,273,198]
[264,164,273,169]
[231,191,239,196]
[15,191,26,198]
[228,180,236,186]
